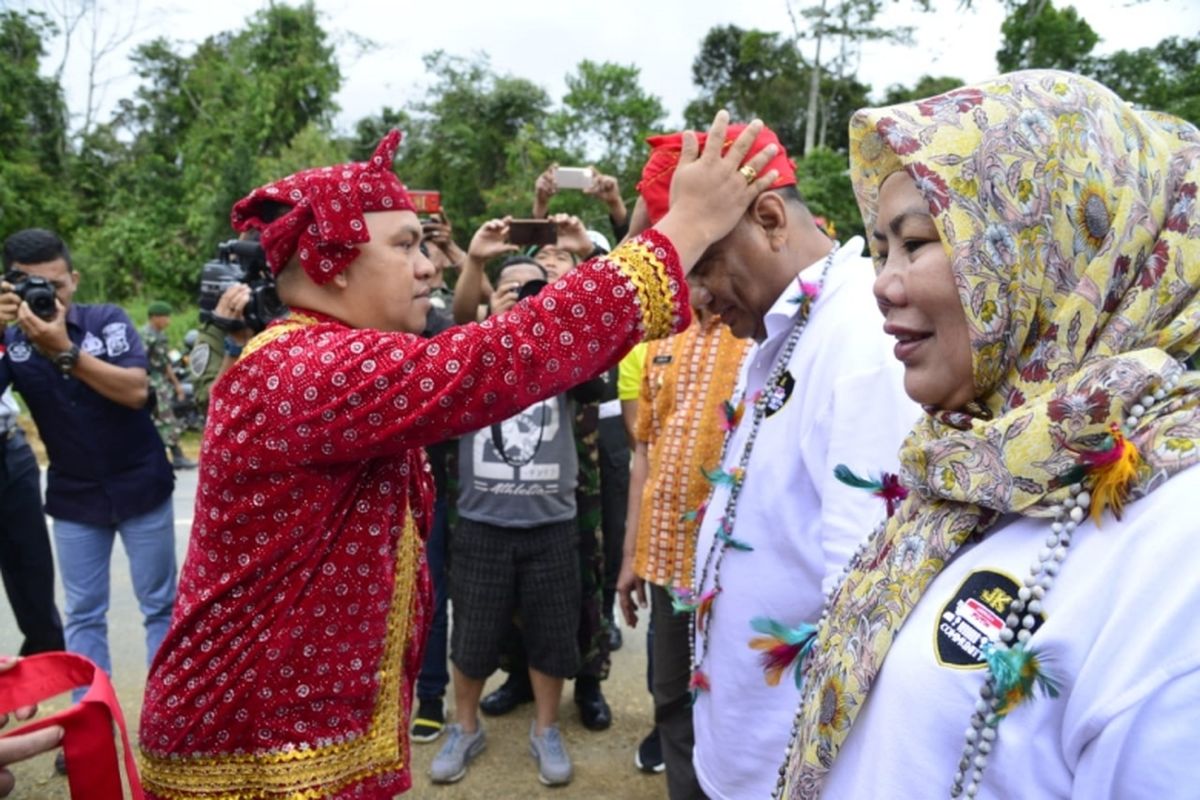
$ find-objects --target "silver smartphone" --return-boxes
[555,166,594,190]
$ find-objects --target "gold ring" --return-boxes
[738,164,758,183]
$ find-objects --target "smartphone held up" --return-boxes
[408,190,441,215]
[554,167,594,191]
[507,219,557,247]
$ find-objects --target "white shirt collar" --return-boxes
[761,236,865,343]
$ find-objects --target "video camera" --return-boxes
[197,239,285,334]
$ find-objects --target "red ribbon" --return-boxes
[0,653,143,800]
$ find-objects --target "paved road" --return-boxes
[0,468,666,799]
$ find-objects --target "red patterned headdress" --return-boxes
[636,123,797,225]
[230,130,416,284]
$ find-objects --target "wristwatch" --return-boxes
[52,344,80,375]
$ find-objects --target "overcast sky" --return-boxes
[28,0,1200,137]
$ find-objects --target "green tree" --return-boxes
[684,25,868,155]
[996,0,1098,73]
[788,0,931,154]
[71,1,342,303]
[552,60,667,189]
[881,75,965,105]
[796,146,861,242]
[685,26,808,153]
[1086,35,1200,125]
[0,10,73,235]
[392,52,569,237]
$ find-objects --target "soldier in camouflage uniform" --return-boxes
[142,302,195,469]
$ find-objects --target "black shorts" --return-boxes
[449,517,581,679]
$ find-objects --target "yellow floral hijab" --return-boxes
[783,70,1200,798]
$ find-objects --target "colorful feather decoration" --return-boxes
[695,589,719,633]
[681,500,708,524]
[719,399,745,432]
[715,517,754,552]
[668,585,720,628]
[1061,422,1142,524]
[982,642,1060,718]
[834,464,910,517]
[689,669,711,702]
[668,585,699,614]
[703,466,745,488]
[788,280,822,308]
[748,617,818,689]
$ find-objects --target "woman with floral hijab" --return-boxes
[776,71,1200,798]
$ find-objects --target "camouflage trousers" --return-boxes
[149,376,183,450]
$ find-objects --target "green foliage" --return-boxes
[256,123,349,182]
[3,2,1198,318]
[685,25,810,153]
[997,0,1098,73]
[552,60,667,183]
[795,147,862,242]
[1085,36,1200,126]
[123,297,201,349]
[791,0,932,154]
[881,75,965,105]
[392,52,558,240]
[67,1,343,305]
[0,10,73,233]
[684,25,869,154]
[389,53,640,243]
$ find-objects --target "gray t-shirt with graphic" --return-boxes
[455,393,578,527]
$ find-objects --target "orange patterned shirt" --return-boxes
[633,315,749,586]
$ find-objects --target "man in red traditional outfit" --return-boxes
[137,117,779,799]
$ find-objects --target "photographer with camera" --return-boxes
[191,235,285,419]
[0,229,177,754]
[141,302,196,469]
[189,284,252,419]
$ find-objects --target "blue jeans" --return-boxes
[52,497,177,694]
[416,493,450,701]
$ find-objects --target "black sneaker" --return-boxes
[410,697,445,743]
[480,673,534,717]
[54,749,68,775]
[634,728,665,774]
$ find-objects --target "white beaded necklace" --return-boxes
[683,243,839,693]
[770,373,1178,800]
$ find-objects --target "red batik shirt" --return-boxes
[138,230,688,800]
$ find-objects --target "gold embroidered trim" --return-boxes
[139,515,421,799]
[238,312,323,362]
[608,239,676,339]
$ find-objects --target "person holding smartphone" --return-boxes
[534,164,630,242]
[433,255,604,787]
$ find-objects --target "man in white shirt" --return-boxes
[637,126,920,799]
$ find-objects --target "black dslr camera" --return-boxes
[197,239,285,334]
[4,271,59,321]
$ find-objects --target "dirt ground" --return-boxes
[6,630,666,800]
[2,433,669,798]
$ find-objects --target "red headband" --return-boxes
[230,130,416,284]
[636,123,797,224]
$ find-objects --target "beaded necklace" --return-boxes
[681,243,839,694]
[770,374,1176,800]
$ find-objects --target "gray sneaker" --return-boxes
[529,722,573,786]
[429,722,486,784]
